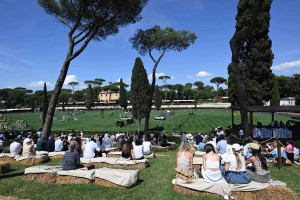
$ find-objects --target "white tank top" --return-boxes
[133,145,143,159]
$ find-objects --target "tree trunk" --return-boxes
[165,86,167,101]
[138,118,141,133]
[216,85,219,97]
[41,46,73,139]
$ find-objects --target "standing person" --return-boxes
[284,140,294,163]
[176,141,194,182]
[222,144,251,184]
[45,136,55,152]
[62,141,84,170]
[245,143,270,183]
[201,144,222,182]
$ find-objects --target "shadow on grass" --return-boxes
[0,172,24,179]
[149,126,164,132]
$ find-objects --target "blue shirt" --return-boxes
[104,138,113,148]
[197,142,205,151]
[55,140,63,151]
[243,146,252,159]
[216,140,227,154]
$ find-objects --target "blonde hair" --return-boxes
[233,149,242,171]
[178,141,191,153]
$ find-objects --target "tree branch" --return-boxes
[149,49,156,63]
[58,15,72,29]
[73,25,90,40]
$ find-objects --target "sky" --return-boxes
[0,0,300,92]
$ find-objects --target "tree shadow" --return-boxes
[0,172,24,179]
[149,126,164,132]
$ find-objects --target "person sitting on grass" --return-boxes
[284,140,294,163]
[294,144,300,163]
[201,144,222,182]
[45,135,55,152]
[10,137,22,156]
[22,139,36,165]
[0,135,5,153]
[222,143,251,184]
[265,141,287,161]
[36,137,46,151]
[62,137,70,151]
[197,139,206,152]
[121,140,133,160]
[132,137,144,161]
[74,137,83,157]
[245,143,270,183]
[118,135,126,151]
[83,138,101,159]
[103,134,113,148]
[194,132,203,145]
[62,141,84,170]
[142,137,152,155]
[55,136,64,152]
[95,135,108,157]
[161,134,171,147]
[216,134,227,155]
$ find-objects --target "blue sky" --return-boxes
[0,0,300,91]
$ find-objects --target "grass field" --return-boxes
[0,137,299,200]
[2,110,299,133]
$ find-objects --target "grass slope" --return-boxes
[2,110,299,133]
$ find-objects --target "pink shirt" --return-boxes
[285,144,293,153]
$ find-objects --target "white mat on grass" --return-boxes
[57,168,95,180]
[48,151,65,157]
[95,168,139,187]
[24,165,62,174]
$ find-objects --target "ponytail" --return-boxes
[233,150,242,170]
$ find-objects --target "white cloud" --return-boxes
[148,72,165,80]
[29,81,52,88]
[272,60,300,71]
[64,75,78,85]
[196,71,213,77]
[186,76,194,79]
[116,78,121,82]
[170,76,175,79]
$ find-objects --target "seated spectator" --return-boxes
[279,121,285,128]
[284,140,294,163]
[62,141,84,170]
[55,137,64,151]
[96,135,108,157]
[153,133,160,146]
[83,138,100,159]
[216,134,227,154]
[245,143,270,183]
[45,136,55,152]
[62,137,70,151]
[142,137,152,155]
[201,144,222,182]
[10,138,22,156]
[222,143,251,184]
[23,135,31,146]
[0,135,5,153]
[216,127,224,137]
[265,141,287,160]
[197,140,206,152]
[118,135,126,151]
[36,137,46,151]
[161,135,171,147]
[294,145,300,163]
[74,137,83,157]
[186,133,194,146]
[194,132,203,145]
[132,138,144,160]
[103,134,113,148]
[257,121,263,128]
[23,139,36,165]
[176,141,193,175]
[121,140,133,160]
[110,133,116,142]
[181,132,187,142]
[225,126,232,137]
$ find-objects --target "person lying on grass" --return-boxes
[62,141,84,170]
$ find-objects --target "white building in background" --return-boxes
[265,97,295,106]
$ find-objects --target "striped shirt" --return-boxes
[62,151,81,170]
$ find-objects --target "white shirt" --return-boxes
[142,141,152,154]
[55,139,63,151]
[225,153,246,172]
[37,131,42,137]
[133,145,144,159]
[10,142,23,156]
[217,130,224,136]
[239,129,244,136]
[83,141,100,159]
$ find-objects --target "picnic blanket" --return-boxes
[24,165,62,174]
[95,168,139,187]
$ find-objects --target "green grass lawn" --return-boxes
[2,110,299,133]
[0,137,299,200]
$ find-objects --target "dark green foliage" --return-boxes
[194,81,204,90]
[276,74,300,98]
[42,82,48,125]
[210,77,227,97]
[131,57,149,119]
[270,79,280,106]
[86,84,94,110]
[295,95,300,105]
[119,78,128,109]
[154,85,162,110]
[228,0,274,106]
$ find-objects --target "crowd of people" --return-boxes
[176,126,300,184]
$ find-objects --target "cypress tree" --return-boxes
[131,57,150,133]
[228,0,274,106]
[270,79,280,106]
[154,85,162,110]
[119,78,128,109]
[86,84,94,110]
[42,82,48,125]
